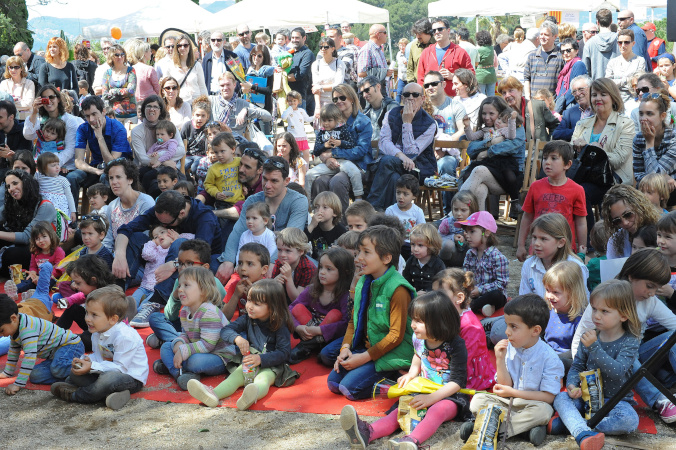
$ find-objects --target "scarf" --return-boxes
[217,95,237,124]
[556,57,581,97]
[143,120,159,153]
[352,275,373,350]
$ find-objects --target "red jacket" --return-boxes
[648,37,666,70]
[416,42,474,97]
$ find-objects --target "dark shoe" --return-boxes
[460,420,475,442]
[341,404,371,449]
[575,430,604,450]
[386,435,418,449]
[153,359,170,375]
[547,415,568,435]
[50,382,77,402]
[105,390,131,410]
[509,200,522,220]
[528,425,546,446]
[177,372,200,391]
[289,343,314,365]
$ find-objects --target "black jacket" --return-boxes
[202,49,238,95]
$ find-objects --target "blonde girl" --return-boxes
[188,279,296,410]
[153,267,230,391]
[272,227,316,302]
[404,223,445,293]
[542,261,589,371]
[551,280,641,448]
[432,268,496,390]
[638,173,670,212]
[439,191,479,266]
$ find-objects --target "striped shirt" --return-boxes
[633,127,676,183]
[357,41,387,80]
[523,45,564,97]
[3,314,81,386]
[172,303,230,363]
[34,173,76,218]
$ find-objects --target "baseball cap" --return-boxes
[641,22,656,31]
[454,211,497,233]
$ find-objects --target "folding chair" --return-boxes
[512,140,546,247]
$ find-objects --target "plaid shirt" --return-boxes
[463,246,509,297]
[271,254,317,293]
[524,45,564,97]
[633,127,676,183]
[357,41,387,80]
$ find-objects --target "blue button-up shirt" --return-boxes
[502,338,564,396]
[75,116,131,167]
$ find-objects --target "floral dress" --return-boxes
[102,66,137,120]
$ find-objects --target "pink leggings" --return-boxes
[370,399,458,444]
[291,304,342,326]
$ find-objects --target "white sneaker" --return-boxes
[4,280,18,301]
[482,304,496,317]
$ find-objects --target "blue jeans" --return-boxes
[366,155,410,210]
[159,341,227,379]
[65,169,100,205]
[437,155,459,214]
[319,337,343,367]
[395,79,406,104]
[631,330,676,408]
[185,155,201,175]
[126,233,187,302]
[32,262,55,310]
[131,287,155,308]
[68,370,144,403]
[148,312,181,344]
[29,340,85,385]
[478,83,496,96]
[554,393,638,437]
[326,349,397,400]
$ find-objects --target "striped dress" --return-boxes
[3,314,81,386]
[172,303,231,364]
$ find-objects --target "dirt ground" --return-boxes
[3,228,676,449]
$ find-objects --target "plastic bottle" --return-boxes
[242,351,258,385]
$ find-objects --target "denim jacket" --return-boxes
[330,112,374,170]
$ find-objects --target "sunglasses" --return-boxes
[173,260,202,269]
[176,44,190,49]
[561,48,574,54]
[332,95,348,103]
[319,45,331,50]
[252,53,263,58]
[588,30,599,34]
[163,86,178,91]
[8,65,21,70]
[402,92,421,98]
[211,38,223,43]
[423,81,441,89]
[432,27,447,34]
[243,148,265,163]
[636,86,651,95]
[113,53,125,58]
[264,158,287,171]
[80,214,105,223]
[41,95,58,102]
[106,156,127,167]
[359,85,373,95]
[611,210,635,227]
[618,40,633,46]
[617,17,631,21]
[238,31,250,36]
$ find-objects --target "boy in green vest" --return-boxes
[327,225,415,400]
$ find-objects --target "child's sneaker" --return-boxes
[22,289,35,301]
[236,383,259,410]
[528,425,546,446]
[481,304,496,317]
[187,379,219,407]
[575,430,604,450]
[340,404,371,449]
[129,302,161,328]
[145,333,162,349]
[177,372,200,391]
[105,390,131,410]
[386,436,418,449]
[459,420,475,442]
[547,415,568,435]
[50,382,77,402]
[4,280,18,301]
[658,399,676,423]
[153,359,170,375]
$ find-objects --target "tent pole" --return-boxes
[387,22,393,62]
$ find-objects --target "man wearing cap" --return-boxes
[617,10,651,72]
[642,22,668,71]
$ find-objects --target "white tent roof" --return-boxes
[203,0,389,33]
[82,0,214,39]
[428,0,618,17]
[628,0,666,8]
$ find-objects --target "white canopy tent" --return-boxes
[81,0,215,39]
[428,0,619,17]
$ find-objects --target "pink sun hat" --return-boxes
[454,211,497,233]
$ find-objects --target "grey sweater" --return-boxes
[0,201,57,245]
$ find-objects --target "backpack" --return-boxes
[40,200,71,242]
[567,144,619,189]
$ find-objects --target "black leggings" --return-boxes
[0,241,30,278]
[55,305,92,352]
[470,289,506,315]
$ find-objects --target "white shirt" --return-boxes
[154,56,173,81]
[385,203,426,243]
[519,254,589,298]
[0,78,35,110]
[92,63,110,89]
[22,112,84,171]
[236,228,278,263]
[281,106,312,139]
[166,61,208,105]
[210,51,227,94]
[89,322,149,384]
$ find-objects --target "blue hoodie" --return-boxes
[582,30,619,79]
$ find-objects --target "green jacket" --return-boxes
[475,45,496,84]
[406,38,434,83]
[352,266,415,372]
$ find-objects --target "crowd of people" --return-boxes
[2,10,676,449]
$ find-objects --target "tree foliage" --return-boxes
[0,0,33,56]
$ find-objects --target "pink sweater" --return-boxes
[133,63,160,103]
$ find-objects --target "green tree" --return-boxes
[0,0,33,55]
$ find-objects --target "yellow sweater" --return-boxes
[204,157,244,203]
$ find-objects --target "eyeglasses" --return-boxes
[243,148,265,164]
[80,214,104,223]
[145,104,160,110]
[636,86,651,95]
[423,81,441,89]
[402,92,421,98]
[211,38,223,43]
[332,95,348,103]
[172,260,201,269]
[432,27,447,34]
[8,65,21,70]
[359,85,373,95]
[113,53,125,58]
[641,92,663,101]
[41,95,58,102]
[377,31,387,35]
[177,44,190,49]
[163,86,178,91]
[618,40,632,46]
[264,158,287,171]
[571,88,587,95]
[617,17,631,21]
[561,48,574,54]
[238,31,250,36]
[611,210,635,227]
[157,214,178,227]
[587,30,599,35]
[319,45,331,50]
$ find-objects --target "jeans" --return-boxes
[29,340,85,385]
[318,337,343,367]
[68,370,144,403]
[126,233,186,302]
[395,79,406,104]
[478,83,496,96]
[185,155,201,175]
[148,312,181,344]
[131,287,155,308]
[631,330,676,407]
[437,155,459,213]
[553,393,638,437]
[306,160,364,197]
[366,155,409,210]
[0,336,9,356]
[159,341,227,379]
[31,262,55,311]
[326,349,397,400]
[66,169,100,205]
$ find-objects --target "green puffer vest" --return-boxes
[352,266,415,372]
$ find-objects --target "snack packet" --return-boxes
[396,395,427,434]
[580,368,604,420]
[9,264,23,284]
[462,404,505,450]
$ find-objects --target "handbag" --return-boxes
[246,122,273,153]
[568,144,618,189]
[179,63,196,88]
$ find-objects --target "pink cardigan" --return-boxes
[133,63,160,103]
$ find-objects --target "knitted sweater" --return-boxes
[172,302,230,363]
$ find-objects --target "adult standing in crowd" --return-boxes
[155,36,176,80]
[12,42,44,88]
[357,24,392,96]
[499,76,560,143]
[572,78,634,235]
[210,72,272,139]
[643,22,668,71]
[217,157,308,282]
[452,68,486,130]
[101,44,137,123]
[311,84,373,215]
[605,29,647,104]
[234,25,255,71]
[359,76,396,140]
[326,28,357,91]
[582,9,619,79]
[0,56,35,117]
[417,18,474,97]
[555,38,588,113]
[457,28,478,69]
[617,10,651,71]
[288,28,314,113]
[497,28,537,83]
[243,45,275,135]
[0,101,31,180]
[366,83,436,211]
[71,44,96,95]
[311,37,346,121]
[524,22,563,98]
[128,40,159,104]
[552,75,593,141]
[23,84,83,172]
[406,19,433,85]
[202,31,237,96]
[92,37,115,95]
[166,34,207,105]
[39,37,78,95]
[580,23,599,57]
[160,76,191,129]
[474,30,497,96]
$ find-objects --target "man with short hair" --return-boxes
[582,9,619,79]
[202,31,238,95]
[416,18,474,97]
[67,96,131,202]
[341,22,362,47]
[12,42,44,88]
[524,22,564,98]
[457,28,478,68]
[234,24,254,71]
[357,24,393,91]
[154,36,176,81]
[359,76,397,140]
[366,83,436,210]
[552,75,593,141]
[210,146,265,221]
[288,28,315,114]
[617,10,651,71]
[327,27,357,86]
[406,18,434,84]
[0,100,31,178]
[216,156,309,282]
[642,22,668,71]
